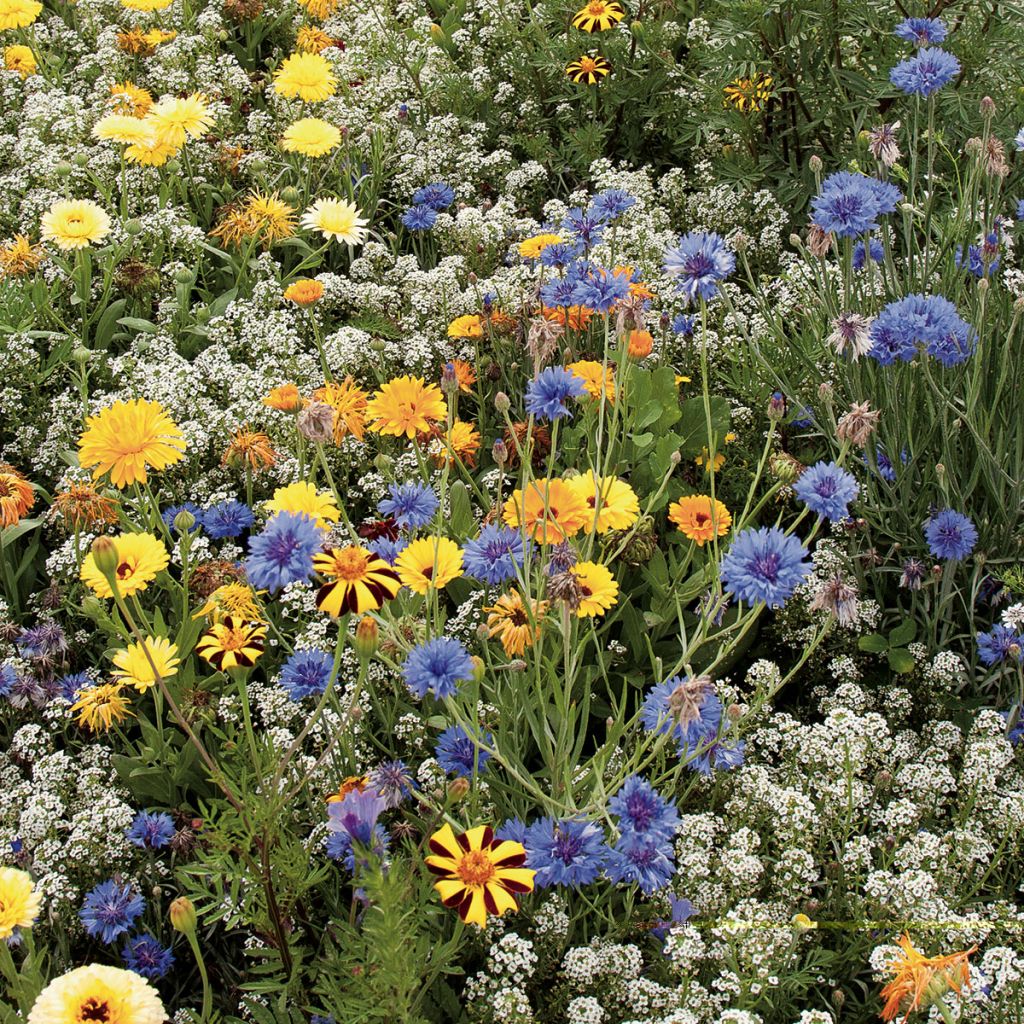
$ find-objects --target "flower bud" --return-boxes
[808,154,822,173]
[978,277,989,294]
[491,438,508,467]
[494,391,510,414]
[73,153,90,168]
[980,95,996,117]
[372,454,392,474]
[123,219,143,236]
[165,158,181,175]
[353,616,379,659]
[447,776,470,801]
[280,185,300,206]
[71,346,92,365]
[507,659,527,672]
[80,595,106,620]
[767,390,787,421]
[791,913,817,931]
[174,508,196,534]
[369,338,386,353]
[470,655,486,683]
[90,536,120,580]
[169,896,197,934]
[56,160,73,178]
[475,622,490,642]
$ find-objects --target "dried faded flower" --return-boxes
[837,401,881,447]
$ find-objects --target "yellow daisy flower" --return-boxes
[80,533,169,599]
[568,473,640,533]
[40,199,111,251]
[395,536,464,594]
[27,965,165,1024]
[112,635,180,692]
[0,867,42,939]
[365,375,447,438]
[301,197,368,244]
[265,481,339,530]
[273,52,338,102]
[571,560,618,617]
[281,117,342,157]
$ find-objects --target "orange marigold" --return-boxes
[222,427,277,472]
[0,464,34,527]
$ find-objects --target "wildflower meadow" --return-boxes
[2,1,1024,1021]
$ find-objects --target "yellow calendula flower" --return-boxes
[109,80,154,117]
[40,199,111,251]
[80,533,169,599]
[222,427,277,472]
[194,582,263,623]
[567,360,616,403]
[0,0,41,30]
[567,473,639,534]
[485,590,548,656]
[245,189,297,246]
[365,375,447,438]
[0,234,44,277]
[571,560,618,617]
[4,44,35,78]
[395,536,464,594]
[124,134,180,167]
[27,964,165,1024]
[502,478,589,545]
[71,682,135,731]
[93,113,155,146]
[265,481,340,530]
[880,934,976,1023]
[447,314,484,339]
[78,398,186,488]
[112,636,180,692]
[273,51,338,102]
[296,25,334,52]
[147,92,214,146]
[0,463,34,527]
[431,420,482,468]
[0,867,42,939]
[518,233,563,259]
[297,0,340,19]
[121,0,173,9]
[281,117,342,157]
[283,278,324,305]
[313,376,368,442]
[301,197,368,245]
[667,494,731,546]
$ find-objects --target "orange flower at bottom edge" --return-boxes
[879,934,976,1024]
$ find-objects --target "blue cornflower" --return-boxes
[866,444,904,482]
[590,188,637,222]
[608,775,679,842]
[1018,199,1024,220]
[977,625,1024,666]
[791,405,815,429]
[605,832,675,894]
[1017,129,1024,152]
[852,238,884,270]
[651,895,696,941]
[523,817,608,889]
[463,525,526,585]
[161,502,203,534]
[328,787,387,846]
[672,313,696,336]
[312,1016,338,1024]
[640,676,722,757]
[367,536,407,564]
[17,620,67,659]
[370,760,413,808]
[719,526,811,608]
[412,182,455,210]
[561,207,605,248]
[811,172,902,239]
[572,269,631,313]
[203,500,255,539]
[378,482,439,531]
[1002,711,1024,746]
[80,880,145,944]
[496,817,529,844]
[539,240,582,268]
[435,724,492,776]
[525,366,587,420]
[663,232,735,305]
[890,48,960,97]
[794,461,860,522]
[403,638,475,700]
[401,204,438,231]
[57,671,92,703]
[539,275,579,309]
[280,648,334,700]
[924,509,978,560]
[122,934,175,980]
[126,810,176,850]
[955,234,999,279]
[894,17,947,46]
[325,824,389,871]
[688,736,746,775]
[868,294,974,367]
[244,512,322,592]
[0,664,16,699]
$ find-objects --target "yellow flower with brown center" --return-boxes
[485,590,548,656]
[263,383,304,413]
[568,473,639,533]
[281,117,342,157]
[431,420,481,468]
[502,478,589,544]
[80,533,169,599]
[326,775,369,803]
[313,545,401,616]
[273,52,338,102]
[112,635,180,692]
[78,399,186,488]
[567,360,616,403]
[365,375,448,439]
[0,234,44,277]
[518,233,563,259]
[313,377,368,442]
[724,73,773,113]
[447,314,484,339]
[71,682,135,731]
[109,80,153,117]
[0,463,34,527]
[266,481,340,530]
[425,824,535,929]
[197,615,267,671]
[222,427,277,472]
[667,495,731,546]
[283,278,324,305]
[0,0,41,30]
[193,582,263,623]
[571,0,624,31]
[0,867,42,939]
[51,482,119,531]
[880,934,975,1023]
[40,199,111,251]
[296,25,334,51]
[565,54,612,84]
[4,44,35,78]
[147,92,214,147]
[395,536,464,595]
[571,560,618,617]
[301,197,367,245]
[27,964,165,1024]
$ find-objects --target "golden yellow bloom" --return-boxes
[301,197,368,244]
[571,560,618,617]
[694,447,725,473]
[327,776,369,804]
[667,495,731,546]
[273,52,338,102]
[296,25,334,51]
[627,329,653,358]
[880,934,975,1023]
[109,80,154,117]
[431,420,481,468]
[447,314,484,339]
[0,463,34,527]
[565,54,612,84]
[27,964,165,1024]
[141,27,176,46]
[395,536,464,594]
[0,867,41,939]
[282,116,341,157]
[518,233,563,259]
[365,375,447,438]
[313,376,368,442]
[121,0,173,9]
[147,92,214,147]
[4,44,35,78]
[194,582,263,623]
[245,189,297,247]
[208,206,261,248]
[571,0,624,31]
[197,615,266,671]
[313,546,401,616]
[567,360,615,403]
[485,590,547,656]
[446,358,476,393]
[266,481,340,529]
[0,234,44,277]
[93,113,155,146]
[0,0,41,30]
[297,0,340,18]
[568,473,639,533]
[51,482,119,531]
[222,427,276,472]
[542,303,593,329]
[125,133,180,167]
[78,399,186,488]
[263,383,304,412]
[502,478,589,544]
[425,824,534,929]
[80,533,169,599]
[112,635,179,692]
[40,199,111,251]
[71,682,135,731]
[724,73,773,113]
[283,278,324,305]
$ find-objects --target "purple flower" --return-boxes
[608,775,679,842]
[378,482,439,531]
[977,625,1024,666]
[435,724,492,777]
[811,172,902,239]
[924,509,978,560]
[328,787,387,846]
[369,760,413,808]
[890,48,960,97]
[894,17,947,46]
[280,648,334,700]
[605,832,675,894]
[401,204,438,231]
[126,810,176,850]
[590,188,636,222]
[403,637,475,700]
[793,461,860,522]
[719,526,811,608]
[640,676,722,756]
[463,525,526,585]
[412,182,455,210]
[663,232,735,305]
[80,880,144,944]
[245,512,322,592]
[122,935,175,980]
[525,366,587,420]
[203,500,254,539]
[523,817,609,888]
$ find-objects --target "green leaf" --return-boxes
[447,481,473,536]
[888,648,917,674]
[93,299,127,350]
[116,316,159,334]
[857,633,889,654]
[888,619,917,647]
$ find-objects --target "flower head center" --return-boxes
[331,547,369,580]
[456,849,496,886]
[78,998,111,1021]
